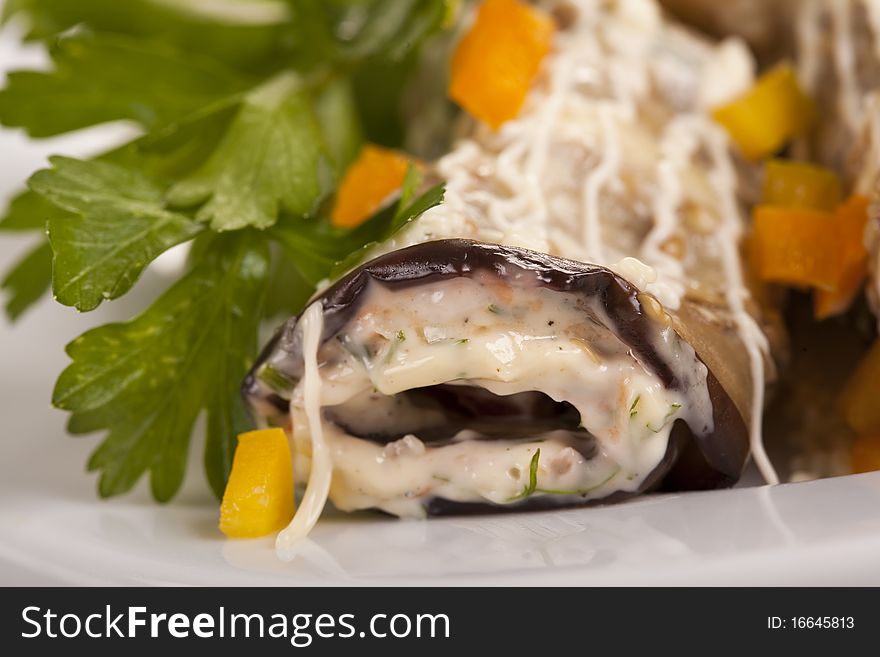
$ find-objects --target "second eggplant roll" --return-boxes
[244,0,785,542]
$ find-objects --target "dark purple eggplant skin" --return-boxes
[243,239,749,512]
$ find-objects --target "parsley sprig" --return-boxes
[0,0,452,500]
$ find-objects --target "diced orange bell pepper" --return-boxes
[752,205,842,290]
[449,0,555,129]
[712,64,816,160]
[840,339,880,436]
[331,144,413,229]
[762,159,841,212]
[815,260,867,320]
[219,428,294,538]
[852,434,880,474]
[814,195,870,319]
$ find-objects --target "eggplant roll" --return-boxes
[245,239,748,517]
[244,0,783,529]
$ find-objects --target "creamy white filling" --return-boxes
[284,277,711,522]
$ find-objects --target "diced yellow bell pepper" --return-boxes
[331,144,413,229]
[449,0,555,129]
[840,339,880,436]
[219,428,294,539]
[762,159,840,212]
[852,434,880,474]
[814,195,870,319]
[752,205,842,290]
[712,64,816,160]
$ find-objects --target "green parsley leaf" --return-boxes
[271,219,347,285]
[0,189,68,232]
[313,77,363,176]
[263,250,315,319]
[289,0,450,65]
[5,0,291,72]
[53,233,270,500]
[1,0,24,24]
[167,73,331,231]
[1,0,454,502]
[1,240,52,320]
[0,34,246,138]
[30,156,203,312]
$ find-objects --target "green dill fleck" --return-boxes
[456,338,469,344]
[647,403,683,433]
[384,337,402,364]
[629,395,641,418]
[507,449,540,501]
[536,468,620,495]
[396,330,406,342]
[432,474,450,483]
[257,364,296,392]
[487,303,503,314]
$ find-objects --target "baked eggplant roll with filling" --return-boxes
[243,0,784,547]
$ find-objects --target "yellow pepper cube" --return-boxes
[840,339,880,436]
[712,65,815,160]
[762,159,840,212]
[449,0,555,129]
[219,428,294,538]
[331,144,412,229]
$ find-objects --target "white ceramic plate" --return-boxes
[2,17,880,587]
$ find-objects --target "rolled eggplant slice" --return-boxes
[245,239,748,517]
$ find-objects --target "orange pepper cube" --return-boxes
[814,195,870,319]
[331,144,412,229]
[852,435,880,474]
[449,0,555,129]
[219,428,294,538]
[840,339,880,436]
[752,205,841,290]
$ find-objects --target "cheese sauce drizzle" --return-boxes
[276,302,330,558]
